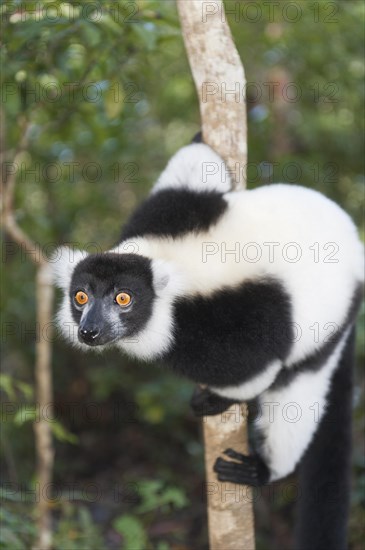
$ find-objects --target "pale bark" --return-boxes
[33,263,55,550]
[176,1,255,548]
[177,0,247,188]
[1,115,55,550]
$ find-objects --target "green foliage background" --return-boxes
[1,1,364,548]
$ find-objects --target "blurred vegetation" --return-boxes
[1,0,364,548]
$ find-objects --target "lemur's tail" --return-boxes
[294,326,355,550]
[152,139,232,195]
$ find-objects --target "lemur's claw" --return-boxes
[190,387,238,417]
[213,448,270,487]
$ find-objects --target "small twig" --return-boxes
[1,121,44,265]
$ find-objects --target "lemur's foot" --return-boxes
[214,448,270,487]
[190,387,238,417]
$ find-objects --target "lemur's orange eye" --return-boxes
[75,291,88,305]
[115,292,132,307]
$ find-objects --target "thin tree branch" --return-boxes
[32,263,55,550]
[1,116,44,263]
[177,0,247,188]
[1,110,55,550]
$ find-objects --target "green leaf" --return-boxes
[136,480,188,514]
[113,514,148,550]
[13,408,37,426]
[0,374,16,400]
[51,421,78,444]
[104,80,125,119]
[16,381,33,400]
[158,487,189,509]
[131,23,158,51]
[0,525,26,549]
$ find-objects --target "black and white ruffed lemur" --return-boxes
[54,139,364,550]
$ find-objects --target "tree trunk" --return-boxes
[176,1,255,549]
[33,263,55,550]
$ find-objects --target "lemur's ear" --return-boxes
[151,259,184,297]
[50,247,87,290]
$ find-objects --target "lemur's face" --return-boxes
[68,253,156,347]
[54,248,180,358]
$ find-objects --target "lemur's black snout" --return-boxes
[78,326,101,345]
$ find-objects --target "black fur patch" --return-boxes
[270,283,363,391]
[166,278,293,387]
[120,188,228,241]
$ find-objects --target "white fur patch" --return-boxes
[255,330,350,481]
[152,143,232,194]
[210,360,282,401]
[55,293,87,351]
[116,259,186,360]
[50,246,88,291]
[51,246,102,352]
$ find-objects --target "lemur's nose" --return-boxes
[78,326,100,344]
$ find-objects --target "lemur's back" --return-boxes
[117,181,363,365]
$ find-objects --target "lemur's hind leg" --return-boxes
[214,449,270,486]
[213,329,353,490]
[190,386,238,417]
[190,388,270,486]
[251,329,352,484]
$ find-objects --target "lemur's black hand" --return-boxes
[214,448,270,487]
[190,386,238,417]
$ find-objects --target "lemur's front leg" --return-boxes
[191,386,270,487]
